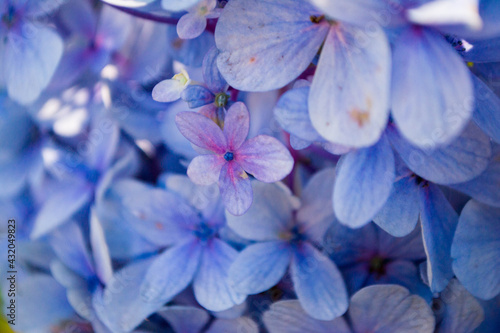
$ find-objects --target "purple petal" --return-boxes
[176,111,228,153]
[215,0,329,91]
[223,102,250,150]
[310,24,391,147]
[193,239,246,311]
[177,12,207,39]
[236,135,293,183]
[219,162,253,216]
[187,154,226,185]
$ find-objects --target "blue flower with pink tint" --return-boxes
[175,101,294,215]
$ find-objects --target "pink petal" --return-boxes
[187,154,226,185]
[223,102,250,151]
[219,162,253,216]
[236,135,293,183]
[175,111,227,154]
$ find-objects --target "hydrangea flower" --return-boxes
[175,102,294,215]
[176,0,221,40]
[226,170,348,320]
[0,0,64,104]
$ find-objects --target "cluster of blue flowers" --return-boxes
[0,0,499,332]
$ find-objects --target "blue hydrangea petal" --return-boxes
[274,86,322,142]
[377,223,426,260]
[472,75,500,143]
[153,78,188,102]
[219,162,253,216]
[309,24,391,147]
[140,239,202,303]
[12,274,74,332]
[215,0,329,91]
[333,135,395,228]
[158,306,210,333]
[203,46,227,93]
[451,200,500,300]
[388,123,491,185]
[193,239,246,311]
[31,178,93,239]
[92,258,167,333]
[117,180,201,246]
[207,318,259,333]
[373,175,421,237]
[420,184,458,293]
[349,285,435,333]
[228,241,291,295]
[100,0,156,9]
[297,168,335,243]
[162,0,201,11]
[182,85,215,108]
[48,221,95,280]
[89,207,113,285]
[225,182,294,241]
[291,242,348,320]
[177,12,207,40]
[167,26,214,67]
[436,279,485,333]
[391,27,474,148]
[5,26,63,105]
[263,300,350,333]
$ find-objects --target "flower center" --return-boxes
[224,152,234,161]
[215,92,229,107]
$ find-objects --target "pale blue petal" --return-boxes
[449,154,500,208]
[392,27,474,148]
[296,168,336,243]
[291,242,348,320]
[472,75,500,143]
[263,300,350,333]
[31,178,93,239]
[153,78,186,102]
[225,182,294,241]
[228,241,291,294]
[373,175,421,237]
[93,258,166,333]
[215,0,329,91]
[274,86,322,142]
[158,306,210,333]
[436,279,485,333]
[140,239,202,303]
[49,221,95,279]
[349,285,435,333]
[162,0,200,11]
[182,85,215,108]
[388,123,491,185]
[193,239,246,311]
[333,135,395,228]
[5,26,63,104]
[310,24,391,147]
[219,162,253,216]
[451,200,500,299]
[90,208,113,285]
[207,318,259,333]
[177,12,207,40]
[101,0,155,8]
[420,184,458,293]
[115,179,200,246]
